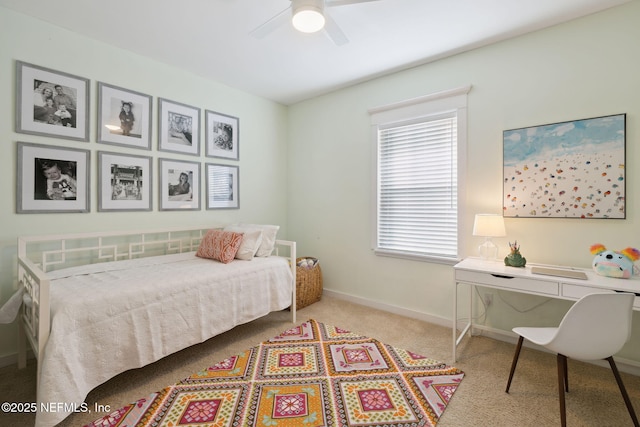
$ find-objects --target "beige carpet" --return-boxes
[1,294,639,426]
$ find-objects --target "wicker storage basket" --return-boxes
[296,257,323,309]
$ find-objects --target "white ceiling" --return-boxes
[0,0,630,105]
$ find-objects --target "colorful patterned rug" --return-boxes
[86,319,464,427]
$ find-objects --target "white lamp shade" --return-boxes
[292,0,325,33]
[473,214,506,237]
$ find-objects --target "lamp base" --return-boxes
[478,238,498,260]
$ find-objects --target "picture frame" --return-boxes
[206,163,239,209]
[158,98,201,156]
[159,158,201,211]
[205,110,239,160]
[503,113,626,219]
[97,82,152,150]
[17,141,90,213]
[98,151,152,212]
[16,61,90,142]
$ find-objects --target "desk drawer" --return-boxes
[561,283,615,299]
[456,270,559,296]
[562,283,640,308]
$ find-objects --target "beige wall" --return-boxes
[0,7,289,360]
[287,2,640,362]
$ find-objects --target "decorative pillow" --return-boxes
[196,230,243,264]
[238,223,280,257]
[224,226,263,260]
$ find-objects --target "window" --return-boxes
[370,86,470,263]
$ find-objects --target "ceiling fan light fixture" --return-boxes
[292,0,325,33]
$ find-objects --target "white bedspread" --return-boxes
[36,252,292,427]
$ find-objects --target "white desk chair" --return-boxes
[505,292,639,427]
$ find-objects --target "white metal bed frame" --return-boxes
[16,226,297,389]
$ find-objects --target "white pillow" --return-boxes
[224,226,263,260]
[238,223,280,257]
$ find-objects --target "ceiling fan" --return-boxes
[250,0,381,46]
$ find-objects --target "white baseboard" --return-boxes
[324,288,640,377]
[0,349,33,369]
[323,288,452,328]
[0,353,15,368]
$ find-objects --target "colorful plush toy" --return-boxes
[590,243,640,279]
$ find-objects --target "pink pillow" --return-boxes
[196,230,243,264]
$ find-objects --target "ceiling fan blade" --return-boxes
[323,12,348,46]
[326,0,381,7]
[249,6,290,39]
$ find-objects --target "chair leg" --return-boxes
[606,356,640,427]
[561,353,569,392]
[506,336,524,393]
[557,354,567,427]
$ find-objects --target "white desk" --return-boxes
[452,257,640,362]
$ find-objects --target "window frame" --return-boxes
[369,86,470,264]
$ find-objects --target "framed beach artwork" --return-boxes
[206,163,239,209]
[16,61,90,141]
[159,158,200,211]
[98,151,152,212]
[503,114,626,219]
[205,110,239,160]
[158,98,201,156]
[97,82,152,150]
[17,141,90,213]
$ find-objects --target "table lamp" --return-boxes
[473,214,506,260]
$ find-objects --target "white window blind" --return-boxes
[376,113,458,259]
[370,86,469,263]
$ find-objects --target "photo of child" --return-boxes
[168,113,193,146]
[34,158,77,201]
[119,101,135,136]
[168,170,192,201]
[105,98,143,139]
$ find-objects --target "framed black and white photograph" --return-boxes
[206,110,239,160]
[98,151,152,212]
[16,61,90,142]
[158,98,200,156]
[206,163,239,209]
[97,82,152,150]
[159,158,200,211]
[17,141,90,213]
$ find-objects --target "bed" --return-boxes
[16,226,297,427]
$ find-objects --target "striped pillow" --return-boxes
[196,230,243,264]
